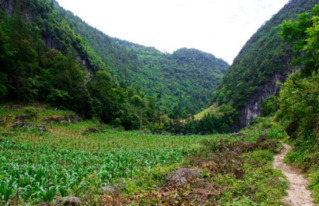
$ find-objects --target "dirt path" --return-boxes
[273,143,314,206]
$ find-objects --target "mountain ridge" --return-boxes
[53,0,229,114]
[208,0,319,131]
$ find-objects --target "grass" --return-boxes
[193,103,218,120]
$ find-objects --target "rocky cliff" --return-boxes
[230,60,302,131]
[0,0,13,17]
[210,0,319,132]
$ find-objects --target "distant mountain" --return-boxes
[208,0,319,131]
[54,1,229,114]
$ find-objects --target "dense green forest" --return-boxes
[209,0,319,129]
[0,0,228,132]
[165,0,319,135]
[54,0,229,114]
[0,0,157,130]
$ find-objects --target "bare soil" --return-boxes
[273,143,314,206]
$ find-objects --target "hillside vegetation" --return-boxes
[240,4,319,202]
[208,0,319,129]
[55,0,229,114]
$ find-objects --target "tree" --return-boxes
[130,95,144,107]
[281,5,319,76]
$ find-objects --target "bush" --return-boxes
[24,107,38,117]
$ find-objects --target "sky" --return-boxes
[56,0,288,64]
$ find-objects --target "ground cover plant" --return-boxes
[0,106,233,205]
[96,136,289,206]
[0,106,290,205]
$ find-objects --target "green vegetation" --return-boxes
[0,0,229,133]
[95,136,289,205]
[0,0,169,131]
[246,4,319,203]
[207,0,319,129]
[2,0,319,204]
[0,107,290,205]
[0,107,211,204]
[55,0,229,114]
[279,6,319,202]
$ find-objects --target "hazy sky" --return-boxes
[56,0,288,64]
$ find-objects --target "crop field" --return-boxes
[0,107,237,205]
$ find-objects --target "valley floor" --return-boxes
[0,106,316,205]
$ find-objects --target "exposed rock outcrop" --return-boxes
[167,168,201,185]
[0,0,13,17]
[75,49,94,75]
[42,37,57,50]
[231,60,302,132]
[11,115,47,132]
[56,197,84,206]
[82,127,100,135]
[43,114,82,124]
[102,185,121,195]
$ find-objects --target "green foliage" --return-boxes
[243,116,284,132]
[47,89,69,107]
[54,0,229,114]
[210,0,319,127]
[166,111,235,135]
[261,95,279,117]
[0,2,163,130]
[281,4,319,76]
[23,106,38,117]
[0,108,227,204]
[130,95,144,107]
[121,165,177,196]
[268,4,319,203]
[196,139,288,205]
[276,71,319,135]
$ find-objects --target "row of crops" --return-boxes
[2,125,219,151]
[0,110,232,204]
[0,139,193,204]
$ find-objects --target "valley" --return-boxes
[1,0,319,205]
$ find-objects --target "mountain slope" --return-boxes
[54,1,229,114]
[0,0,150,129]
[210,0,319,131]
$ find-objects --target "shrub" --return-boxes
[24,107,38,117]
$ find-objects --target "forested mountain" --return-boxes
[208,0,319,131]
[0,0,228,131]
[54,1,229,114]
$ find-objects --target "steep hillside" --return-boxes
[54,1,229,114]
[0,0,160,130]
[210,0,319,131]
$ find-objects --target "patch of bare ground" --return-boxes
[273,143,314,206]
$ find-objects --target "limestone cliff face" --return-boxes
[1,0,94,74]
[42,37,57,50]
[0,0,13,17]
[230,60,301,132]
[75,49,94,74]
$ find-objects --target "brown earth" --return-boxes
[273,143,314,206]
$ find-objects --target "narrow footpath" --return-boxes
[273,143,314,206]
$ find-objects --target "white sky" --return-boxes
[56,0,288,64]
